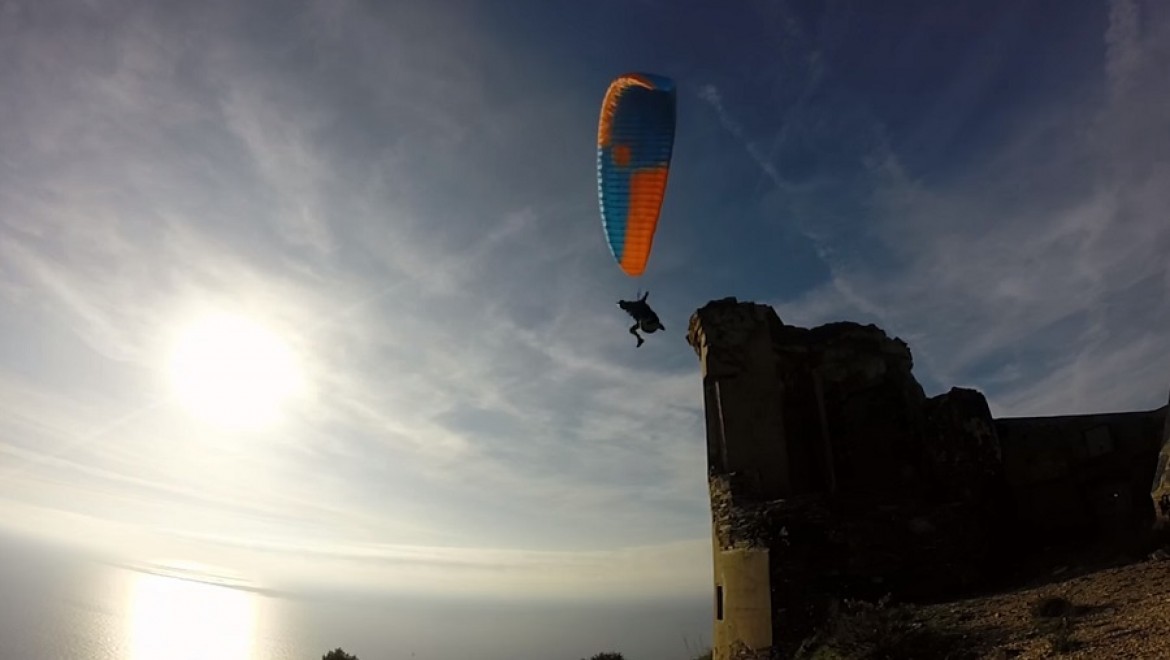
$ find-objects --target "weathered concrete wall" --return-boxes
[687,297,1167,656]
[997,410,1165,541]
[689,298,804,502]
[712,547,772,660]
[689,300,792,659]
[687,298,1009,657]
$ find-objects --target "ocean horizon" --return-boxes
[0,533,711,660]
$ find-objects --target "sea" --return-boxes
[0,533,711,660]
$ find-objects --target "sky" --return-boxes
[0,0,1168,654]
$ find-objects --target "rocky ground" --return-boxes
[797,550,1170,659]
[916,553,1170,659]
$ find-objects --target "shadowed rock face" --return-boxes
[687,298,1166,660]
[1151,389,1170,529]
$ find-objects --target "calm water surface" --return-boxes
[0,542,318,659]
[0,535,710,660]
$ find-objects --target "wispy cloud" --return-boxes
[697,84,789,191]
[0,0,711,603]
[4,0,1165,624]
[693,2,1169,416]
[767,0,1170,415]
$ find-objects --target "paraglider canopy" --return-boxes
[596,73,677,278]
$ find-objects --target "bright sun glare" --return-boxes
[167,313,305,431]
[130,573,255,660]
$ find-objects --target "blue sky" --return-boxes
[1,0,1168,656]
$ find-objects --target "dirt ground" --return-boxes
[909,553,1170,659]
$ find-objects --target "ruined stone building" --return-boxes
[685,298,1169,660]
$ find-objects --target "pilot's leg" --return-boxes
[629,323,645,347]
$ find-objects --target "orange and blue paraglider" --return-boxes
[597,72,676,278]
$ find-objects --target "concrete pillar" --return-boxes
[688,299,785,659]
[687,298,796,501]
[712,548,772,660]
[689,298,829,659]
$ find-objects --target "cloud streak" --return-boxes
[0,0,711,604]
[1,1,1166,632]
[756,0,1170,415]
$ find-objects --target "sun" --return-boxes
[167,312,305,431]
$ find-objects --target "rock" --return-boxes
[1150,389,1170,529]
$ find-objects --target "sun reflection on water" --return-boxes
[129,573,255,660]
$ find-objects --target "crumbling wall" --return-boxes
[688,298,1167,658]
[689,299,800,660]
[997,411,1165,546]
[688,298,1008,658]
